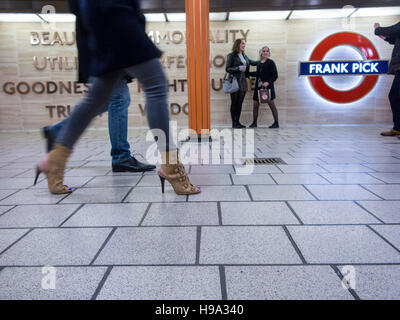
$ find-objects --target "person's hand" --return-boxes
[379,35,387,40]
[374,23,380,29]
[263,82,269,87]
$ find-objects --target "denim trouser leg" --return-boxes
[56,59,174,153]
[124,59,175,153]
[108,80,131,164]
[48,119,68,138]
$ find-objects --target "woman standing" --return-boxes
[226,39,258,128]
[34,0,200,196]
[249,46,279,128]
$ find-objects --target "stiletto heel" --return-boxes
[34,167,41,185]
[159,175,165,193]
[157,150,201,195]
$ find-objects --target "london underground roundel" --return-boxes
[299,32,389,104]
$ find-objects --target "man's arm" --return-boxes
[375,21,400,38]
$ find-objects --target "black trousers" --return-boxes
[389,72,400,130]
[230,90,246,124]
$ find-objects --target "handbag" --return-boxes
[258,86,270,103]
[223,73,239,93]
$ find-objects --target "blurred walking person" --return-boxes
[34,0,200,196]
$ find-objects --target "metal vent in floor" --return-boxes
[242,158,286,165]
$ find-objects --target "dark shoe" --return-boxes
[381,129,400,136]
[233,122,246,129]
[42,126,55,152]
[112,156,156,172]
[269,121,279,129]
[249,122,257,128]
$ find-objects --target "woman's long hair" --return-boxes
[232,38,244,53]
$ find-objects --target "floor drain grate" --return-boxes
[242,158,287,165]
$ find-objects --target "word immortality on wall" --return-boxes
[1,28,249,120]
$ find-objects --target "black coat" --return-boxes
[375,22,400,74]
[68,0,162,83]
[250,59,278,101]
[250,59,278,88]
[226,52,258,78]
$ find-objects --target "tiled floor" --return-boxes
[0,126,400,300]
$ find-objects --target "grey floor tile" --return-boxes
[15,169,49,179]
[136,175,162,187]
[340,265,400,300]
[63,203,148,227]
[361,157,400,164]
[0,178,35,189]
[288,201,381,224]
[65,167,111,177]
[226,266,353,300]
[84,176,141,188]
[0,206,13,215]
[0,189,67,205]
[232,174,276,185]
[143,202,219,226]
[271,173,329,185]
[82,160,110,167]
[362,164,400,172]
[188,186,250,202]
[370,225,400,250]
[97,266,221,300]
[0,229,29,253]
[190,165,234,174]
[320,173,383,184]
[357,201,400,223]
[0,267,107,300]
[0,190,17,201]
[280,157,324,165]
[200,226,302,264]
[305,185,380,201]
[190,174,232,186]
[319,164,374,173]
[249,185,315,201]
[221,202,299,225]
[107,171,143,176]
[287,226,400,264]
[362,185,400,200]
[60,187,131,204]
[31,177,92,189]
[124,187,187,203]
[0,228,112,266]
[368,173,400,183]
[234,165,282,174]
[0,169,29,178]
[277,165,327,173]
[318,157,364,164]
[94,227,196,265]
[0,204,80,228]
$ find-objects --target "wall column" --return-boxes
[185,0,210,135]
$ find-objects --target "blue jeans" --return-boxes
[48,80,131,164]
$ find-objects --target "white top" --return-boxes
[238,53,247,72]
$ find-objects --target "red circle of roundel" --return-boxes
[309,32,379,103]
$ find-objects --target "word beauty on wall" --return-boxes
[299,32,389,104]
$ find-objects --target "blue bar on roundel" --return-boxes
[299,60,389,76]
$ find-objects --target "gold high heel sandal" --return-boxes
[157,150,201,195]
[34,144,73,194]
